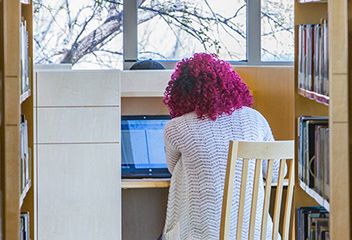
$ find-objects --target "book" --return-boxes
[298,116,329,199]
[20,212,30,240]
[298,20,329,97]
[325,231,330,240]
[314,218,329,240]
[315,125,328,195]
[20,115,30,193]
[305,24,314,91]
[297,207,329,240]
[323,128,330,200]
[313,24,321,94]
[20,19,30,95]
[298,24,306,90]
[322,19,329,96]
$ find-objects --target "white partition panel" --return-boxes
[38,144,120,240]
[36,70,120,107]
[35,69,121,240]
[121,70,172,97]
[37,107,120,144]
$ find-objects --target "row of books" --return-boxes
[20,115,30,193]
[20,19,30,95]
[20,212,30,240]
[298,116,329,200]
[297,207,329,240]
[298,19,329,96]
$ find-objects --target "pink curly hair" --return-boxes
[163,53,253,120]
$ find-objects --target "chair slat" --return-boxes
[237,141,294,159]
[236,158,249,240]
[248,159,262,240]
[261,159,274,240]
[220,141,238,240]
[282,160,295,240]
[272,160,286,240]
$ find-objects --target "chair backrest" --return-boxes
[220,140,295,240]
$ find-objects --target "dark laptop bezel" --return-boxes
[121,115,171,179]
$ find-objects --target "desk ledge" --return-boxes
[122,178,171,189]
[121,179,289,189]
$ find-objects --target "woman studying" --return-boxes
[162,53,282,240]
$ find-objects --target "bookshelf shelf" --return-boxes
[20,89,31,104]
[299,180,330,212]
[19,180,31,208]
[298,88,329,106]
[298,0,327,3]
[20,0,30,4]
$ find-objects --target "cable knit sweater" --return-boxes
[162,107,281,240]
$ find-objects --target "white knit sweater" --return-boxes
[162,107,281,240]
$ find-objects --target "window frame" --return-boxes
[123,0,293,70]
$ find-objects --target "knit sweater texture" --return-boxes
[162,107,282,240]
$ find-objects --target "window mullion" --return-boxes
[123,0,138,70]
[247,0,261,65]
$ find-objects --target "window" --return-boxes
[34,0,293,69]
[34,0,124,69]
[137,0,247,61]
[261,0,294,61]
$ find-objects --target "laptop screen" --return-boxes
[121,115,171,178]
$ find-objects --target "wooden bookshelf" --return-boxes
[1,0,34,239]
[294,0,351,239]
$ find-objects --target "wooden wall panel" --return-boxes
[236,66,294,140]
[121,97,169,116]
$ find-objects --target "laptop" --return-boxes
[121,115,171,178]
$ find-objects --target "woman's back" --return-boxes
[163,107,279,240]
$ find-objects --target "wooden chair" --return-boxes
[220,141,295,240]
